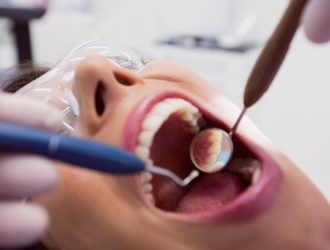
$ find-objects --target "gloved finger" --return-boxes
[0,202,48,248]
[303,0,330,43]
[0,91,62,132]
[0,155,58,197]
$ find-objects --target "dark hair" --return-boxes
[0,63,49,250]
[0,63,50,93]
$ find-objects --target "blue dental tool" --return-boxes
[0,122,198,186]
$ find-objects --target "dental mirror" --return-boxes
[190,128,233,173]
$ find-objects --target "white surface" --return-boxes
[0,1,329,200]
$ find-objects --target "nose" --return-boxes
[73,55,143,134]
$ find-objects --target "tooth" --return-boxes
[208,143,221,155]
[181,111,194,121]
[150,103,171,114]
[243,158,256,166]
[138,131,154,147]
[145,193,155,204]
[167,99,187,110]
[252,167,261,184]
[250,159,260,168]
[190,116,199,127]
[201,130,221,156]
[135,145,150,161]
[190,105,199,114]
[140,171,153,183]
[230,158,247,170]
[142,183,153,193]
[163,99,178,107]
[206,154,217,165]
[197,117,206,128]
[189,125,200,134]
[142,115,165,131]
[228,158,261,183]
[243,159,260,174]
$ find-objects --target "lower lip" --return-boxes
[122,91,283,223]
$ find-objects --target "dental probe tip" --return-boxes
[229,107,247,138]
[145,165,199,187]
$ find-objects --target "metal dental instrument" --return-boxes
[230,0,309,137]
[146,166,199,187]
[190,0,309,173]
[0,121,198,187]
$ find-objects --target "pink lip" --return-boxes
[122,91,283,223]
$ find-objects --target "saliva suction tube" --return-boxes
[14,38,234,187]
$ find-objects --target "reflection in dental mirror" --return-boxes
[190,128,233,173]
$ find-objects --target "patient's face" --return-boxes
[29,56,329,249]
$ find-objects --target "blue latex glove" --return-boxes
[0,92,60,248]
[304,0,330,43]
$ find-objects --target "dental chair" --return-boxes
[0,1,47,63]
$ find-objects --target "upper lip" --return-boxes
[122,91,283,224]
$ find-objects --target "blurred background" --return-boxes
[0,0,329,200]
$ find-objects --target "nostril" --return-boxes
[95,81,105,116]
[114,72,135,86]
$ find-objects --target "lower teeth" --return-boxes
[228,158,261,183]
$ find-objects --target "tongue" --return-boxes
[176,172,244,213]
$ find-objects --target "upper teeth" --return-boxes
[135,98,203,166]
[136,98,203,201]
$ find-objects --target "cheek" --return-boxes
[36,165,117,216]
[259,156,330,246]
[277,156,328,213]
[36,164,154,248]
[39,163,144,217]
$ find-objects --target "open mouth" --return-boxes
[123,91,282,223]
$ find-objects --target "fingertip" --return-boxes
[303,0,330,43]
[0,93,63,132]
[0,203,49,248]
[0,155,59,197]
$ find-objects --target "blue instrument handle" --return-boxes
[0,122,145,174]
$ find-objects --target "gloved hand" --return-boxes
[303,0,330,43]
[0,92,61,248]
